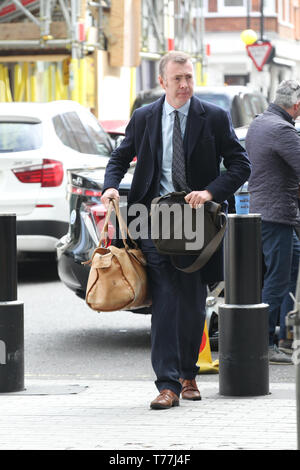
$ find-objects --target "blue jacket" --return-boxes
[103,94,251,282]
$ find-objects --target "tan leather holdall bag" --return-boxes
[85,199,151,312]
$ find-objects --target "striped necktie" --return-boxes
[172,110,190,192]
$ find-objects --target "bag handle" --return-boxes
[111,199,139,249]
[99,199,138,250]
[171,211,227,273]
[98,199,115,248]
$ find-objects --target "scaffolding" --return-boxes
[0,0,110,106]
[0,1,207,107]
[141,0,207,85]
[0,0,108,56]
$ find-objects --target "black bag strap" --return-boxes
[170,211,227,273]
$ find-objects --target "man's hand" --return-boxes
[185,190,213,209]
[101,188,120,208]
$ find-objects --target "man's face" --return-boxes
[159,59,194,109]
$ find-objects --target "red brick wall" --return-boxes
[204,1,300,40]
[205,17,278,33]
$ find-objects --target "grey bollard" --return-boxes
[219,214,269,396]
[0,214,24,393]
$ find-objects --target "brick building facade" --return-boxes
[203,0,300,99]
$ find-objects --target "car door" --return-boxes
[0,116,44,216]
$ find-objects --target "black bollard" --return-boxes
[219,214,269,396]
[0,214,17,301]
[0,214,24,392]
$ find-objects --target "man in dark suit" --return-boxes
[101,51,250,409]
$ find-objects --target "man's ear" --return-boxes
[158,75,165,89]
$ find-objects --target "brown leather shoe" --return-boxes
[180,378,202,401]
[150,389,180,410]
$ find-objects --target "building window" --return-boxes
[277,0,292,25]
[218,0,247,14]
[277,0,283,19]
[284,0,290,22]
[224,0,243,5]
[205,0,276,15]
[224,74,249,85]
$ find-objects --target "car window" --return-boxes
[52,112,112,156]
[194,93,232,111]
[244,94,267,117]
[240,95,254,123]
[76,109,113,156]
[0,121,42,152]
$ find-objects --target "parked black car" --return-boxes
[131,86,268,128]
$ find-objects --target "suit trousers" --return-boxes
[140,237,207,397]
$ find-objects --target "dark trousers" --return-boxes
[261,221,297,346]
[140,238,207,397]
[279,230,300,340]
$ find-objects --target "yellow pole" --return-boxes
[14,64,25,101]
[4,66,12,102]
[48,64,55,101]
[79,58,87,106]
[23,63,30,101]
[196,61,208,86]
[42,64,49,102]
[30,63,37,102]
[0,65,12,102]
[55,64,62,100]
[55,63,68,100]
[196,62,202,86]
[0,65,4,101]
[129,67,136,112]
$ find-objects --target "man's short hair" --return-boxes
[158,51,192,79]
[274,80,300,108]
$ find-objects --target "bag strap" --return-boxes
[99,199,138,250]
[171,212,227,273]
[98,200,115,248]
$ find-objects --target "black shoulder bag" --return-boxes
[150,191,227,273]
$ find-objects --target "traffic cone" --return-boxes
[196,320,219,374]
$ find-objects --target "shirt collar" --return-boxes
[164,98,191,116]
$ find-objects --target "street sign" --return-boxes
[246,42,273,71]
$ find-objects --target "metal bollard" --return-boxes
[0,214,24,392]
[219,214,269,396]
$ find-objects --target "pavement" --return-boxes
[0,376,298,451]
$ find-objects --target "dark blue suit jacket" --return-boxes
[103,94,251,282]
